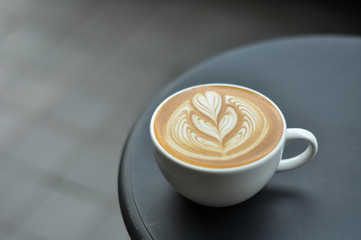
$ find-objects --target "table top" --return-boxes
[118,36,361,240]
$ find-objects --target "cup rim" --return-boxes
[150,83,287,173]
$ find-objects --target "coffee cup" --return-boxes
[150,83,318,207]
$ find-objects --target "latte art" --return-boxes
[153,85,284,168]
[166,91,269,160]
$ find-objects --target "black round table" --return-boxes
[118,36,361,240]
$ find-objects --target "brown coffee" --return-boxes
[153,85,284,169]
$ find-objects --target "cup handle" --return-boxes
[276,128,318,172]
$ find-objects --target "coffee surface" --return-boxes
[153,85,284,168]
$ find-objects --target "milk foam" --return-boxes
[165,91,269,161]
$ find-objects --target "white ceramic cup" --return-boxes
[150,84,318,207]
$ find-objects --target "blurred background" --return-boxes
[0,0,360,239]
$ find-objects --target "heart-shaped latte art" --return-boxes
[165,91,269,161]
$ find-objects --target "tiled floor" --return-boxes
[0,0,360,239]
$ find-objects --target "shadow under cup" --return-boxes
[150,84,318,207]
